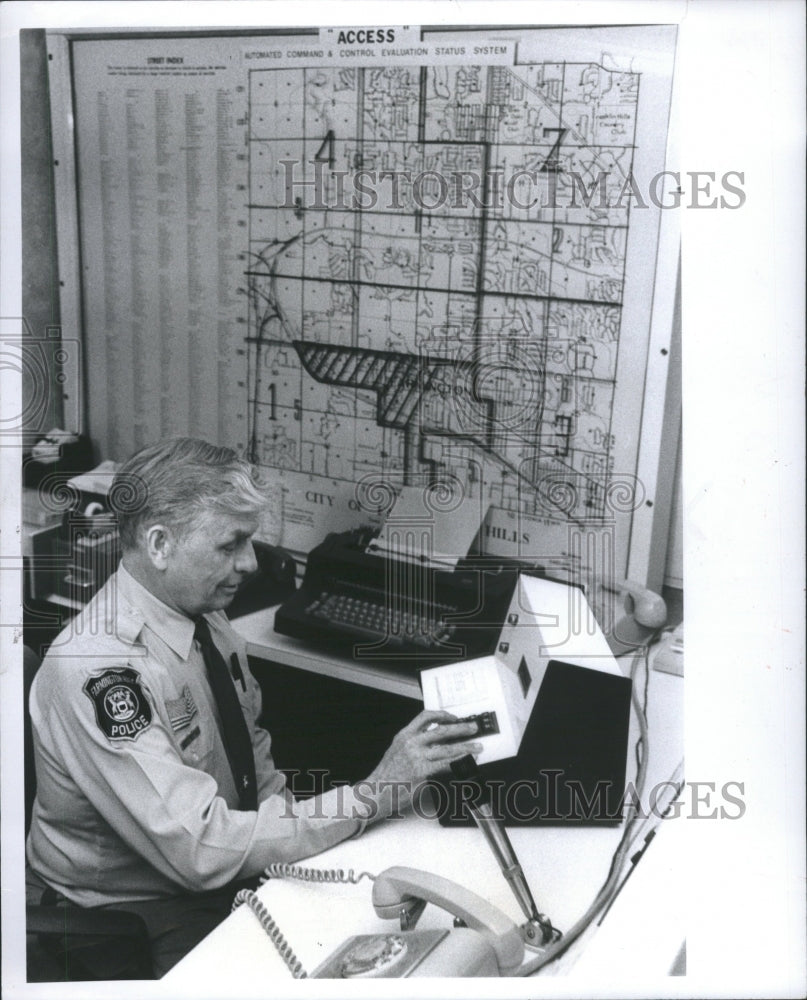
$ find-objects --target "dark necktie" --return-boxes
[194,617,257,811]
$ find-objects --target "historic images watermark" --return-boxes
[1,319,83,636]
[279,160,747,213]
[281,772,747,824]
[0,319,81,447]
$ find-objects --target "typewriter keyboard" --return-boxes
[303,589,458,648]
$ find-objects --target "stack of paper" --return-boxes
[368,484,487,569]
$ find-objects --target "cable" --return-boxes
[595,769,685,927]
[633,641,651,785]
[589,643,650,893]
[232,889,308,978]
[617,757,684,868]
[616,632,683,864]
[260,862,376,886]
[234,864,378,978]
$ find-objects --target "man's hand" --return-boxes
[364,709,483,789]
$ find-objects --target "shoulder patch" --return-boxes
[83,667,153,742]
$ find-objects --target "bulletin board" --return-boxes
[46,24,680,598]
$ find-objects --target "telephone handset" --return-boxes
[234,863,527,978]
[607,579,668,654]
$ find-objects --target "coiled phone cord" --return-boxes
[261,862,376,886]
[232,888,308,978]
[232,864,377,978]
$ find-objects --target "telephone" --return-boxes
[233,863,540,978]
[315,866,524,977]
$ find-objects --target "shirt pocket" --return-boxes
[162,681,216,767]
[175,717,216,768]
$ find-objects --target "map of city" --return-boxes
[244,60,640,551]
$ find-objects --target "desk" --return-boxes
[165,625,684,985]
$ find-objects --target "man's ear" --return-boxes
[145,524,173,569]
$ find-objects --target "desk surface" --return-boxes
[166,642,684,986]
[235,605,424,700]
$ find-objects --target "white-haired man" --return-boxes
[26,438,482,977]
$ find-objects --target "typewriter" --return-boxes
[274,528,539,669]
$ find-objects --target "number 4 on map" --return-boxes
[314,129,336,169]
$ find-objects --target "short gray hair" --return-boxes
[111,438,268,551]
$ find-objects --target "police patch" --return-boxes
[83,667,153,742]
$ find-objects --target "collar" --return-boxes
[116,563,198,661]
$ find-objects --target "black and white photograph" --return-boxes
[1,1,804,998]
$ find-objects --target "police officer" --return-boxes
[26,437,482,976]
